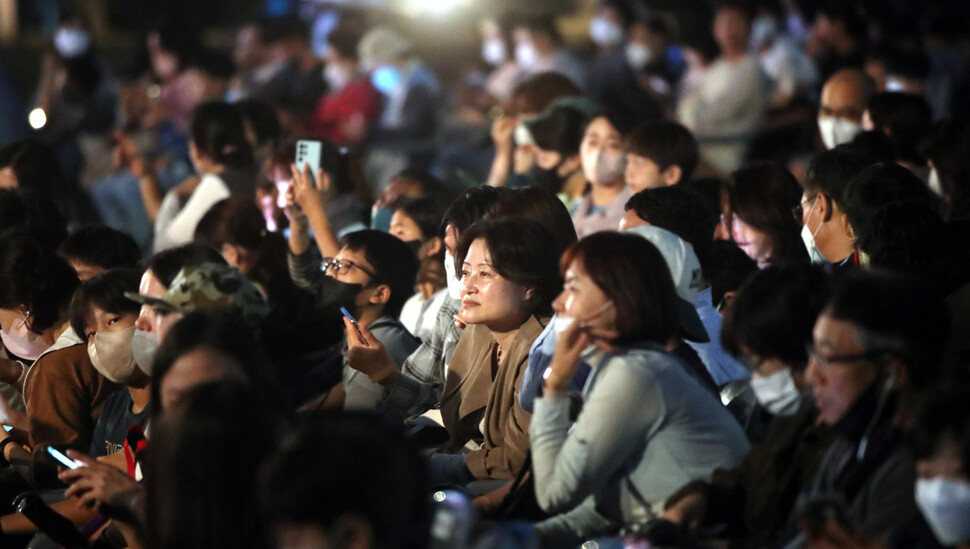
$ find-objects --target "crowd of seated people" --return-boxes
[0,0,968,547]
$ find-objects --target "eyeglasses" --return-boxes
[322,257,380,281]
[806,344,886,369]
[792,196,819,222]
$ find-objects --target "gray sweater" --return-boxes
[531,345,751,534]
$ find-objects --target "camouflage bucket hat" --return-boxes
[125,263,269,327]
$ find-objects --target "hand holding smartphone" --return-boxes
[341,307,369,346]
[48,447,84,470]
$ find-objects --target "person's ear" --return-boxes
[661,165,683,186]
[817,193,833,223]
[368,284,391,306]
[423,237,442,258]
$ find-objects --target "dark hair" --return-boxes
[392,197,444,241]
[841,163,932,242]
[0,235,79,334]
[884,48,931,82]
[487,187,578,258]
[455,219,562,317]
[193,198,288,297]
[707,240,758,309]
[190,102,255,170]
[236,99,282,152]
[803,146,875,207]
[58,226,141,271]
[154,20,202,70]
[722,264,829,371]
[853,203,970,294]
[846,130,896,163]
[825,270,949,389]
[69,267,142,341]
[908,384,970,474]
[0,140,62,197]
[726,162,807,265]
[681,177,724,224]
[866,92,932,165]
[260,412,431,549]
[527,102,590,156]
[145,243,227,288]
[393,168,447,197]
[441,186,508,237]
[0,189,68,250]
[340,230,418,318]
[560,232,679,346]
[625,187,716,270]
[625,122,699,183]
[817,2,868,41]
[922,116,970,221]
[508,72,582,116]
[150,310,289,417]
[327,25,361,60]
[147,380,278,549]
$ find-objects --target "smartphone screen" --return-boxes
[48,447,81,470]
[275,180,292,209]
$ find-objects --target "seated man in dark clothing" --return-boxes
[664,270,950,548]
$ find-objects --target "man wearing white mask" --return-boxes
[798,147,868,269]
[571,114,631,238]
[818,68,870,149]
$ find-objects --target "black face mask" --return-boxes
[529,163,568,195]
[403,239,424,258]
[314,276,364,315]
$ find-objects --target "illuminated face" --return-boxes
[552,259,616,330]
[134,270,167,336]
[389,210,423,243]
[458,238,530,332]
[804,314,879,425]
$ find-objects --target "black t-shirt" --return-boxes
[88,390,150,458]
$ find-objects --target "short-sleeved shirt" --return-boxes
[88,390,150,458]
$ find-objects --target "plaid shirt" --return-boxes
[384,295,462,417]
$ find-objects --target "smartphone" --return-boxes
[2,425,12,432]
[275,179,292,209]
[295,139,323,185]
[47,447,82,470]
[340,307,368,346]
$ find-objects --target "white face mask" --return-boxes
[87,327,140,384]
[481,39,507,66]
[800,201,827,264]
[582,148,626,186]
[818,116,862,150]
[625,42,653,71]
[749,368,802,416]
[131,329,159,376]
[324,63,352,93]
[444,251,462,300]
[554,301,614,335]
[916,476,970,546]
[589,16,624,47]
[54,28,91,58]
[928,168,943,197]
[515,42,538,69]
[0,312,50,361]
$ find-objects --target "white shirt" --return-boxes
[153,173,230,252]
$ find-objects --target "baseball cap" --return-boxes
[125,263,269,328]
[624,226,710,343]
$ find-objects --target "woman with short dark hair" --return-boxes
[531,232,750,544]
[723,162,808,268]
[403,217,561,485]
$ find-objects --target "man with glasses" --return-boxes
[817,68,870,149]
[781,270,949,546]
[317,230,420,412]
[796,147,872,269]
[664,270,949,547]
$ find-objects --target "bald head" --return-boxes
[818,69,869,149]
[820,69,869,123]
